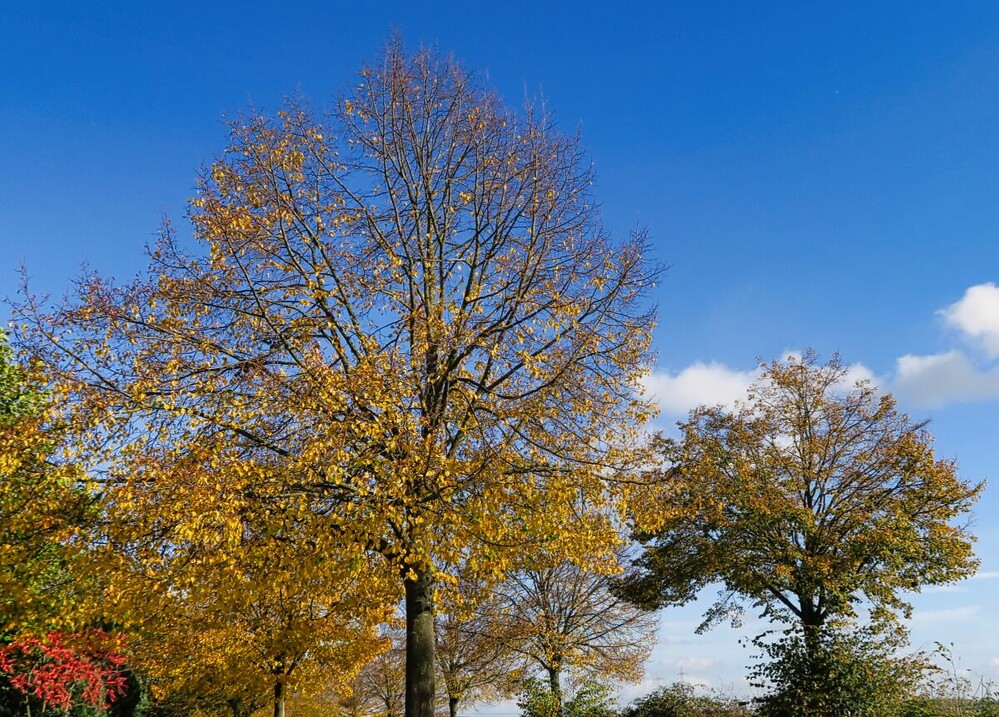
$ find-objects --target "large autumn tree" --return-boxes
[15,39,659,717]
[623,352,980,664]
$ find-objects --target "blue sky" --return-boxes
[2,0,998,702]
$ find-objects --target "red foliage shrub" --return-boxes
[0,630,127,711]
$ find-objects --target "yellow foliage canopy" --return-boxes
[14,41,660,717]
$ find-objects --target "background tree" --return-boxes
[15,39,659,717]
[434,566,520,717]
[494,550,657,711]
[623,352,981,678]
[0,332,133,717]
[619,682,751,717]
[357,643,406,717]
[517,679,617,717]
[334,669,392,717]
[0,329,90,634]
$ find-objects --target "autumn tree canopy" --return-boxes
[624,352,981,645]
[15,39,659,717]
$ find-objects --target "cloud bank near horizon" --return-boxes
[646,283,999,416]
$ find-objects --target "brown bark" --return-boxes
[273,680,285,717]
[547,666,562,712]
[405,567,436,717]
[801,605,826,689]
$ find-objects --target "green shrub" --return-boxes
[896,696,999,717]
[976,695,999,717]
[620,682,750,717]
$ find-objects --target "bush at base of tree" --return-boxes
[620,682,750,717]
[517,679,616,717]
[750,625,927,717]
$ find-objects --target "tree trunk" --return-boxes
[801,610,826,694]
[798,597,821,660]
[547,666,563,713]
[273,680,285,717]
[448,695,460,717]
[405,567,436,717]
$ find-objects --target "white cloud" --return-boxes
[887,283,999,406]
[836,361,878,391]
[940,283,999,358]
[914,571,998,594]
[893,350,999,407]
[641,363,758,417]
[919,583,966,594]
[646,345,999,413]
[642,356,877,418]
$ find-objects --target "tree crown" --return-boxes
[626,351,981,631]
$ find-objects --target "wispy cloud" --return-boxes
[910,605,981,625]
[893,350,999,407]
[661,657,717,672]
[919,583,967,595]
[915,570,998,595]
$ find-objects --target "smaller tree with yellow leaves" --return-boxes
[94,452,394,717]
[434,563,522,717]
